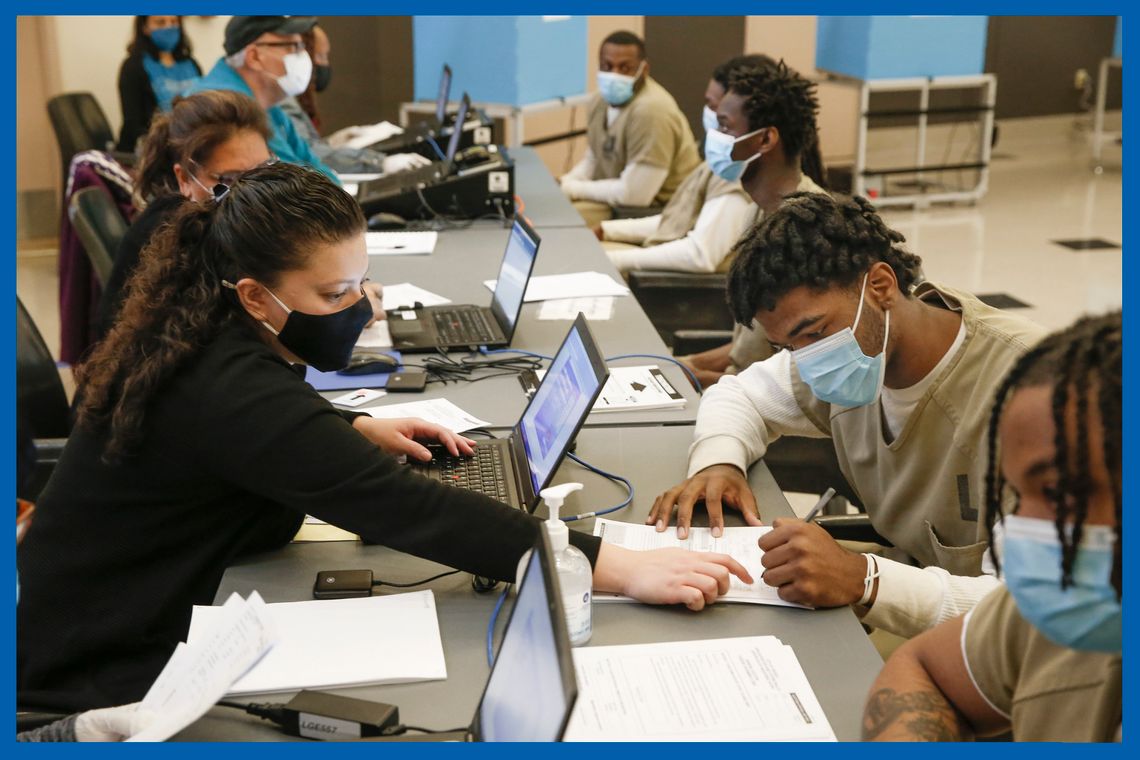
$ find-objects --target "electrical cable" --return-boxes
[478,345,553,361]
[605,352,702,394]
[386,724,469,736]
[371,569,459,589]
[562,452,634,522]
[424,135,446,161]
[485,584,512,666]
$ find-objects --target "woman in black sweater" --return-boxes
[18,163,749,711]
[116,15,202,153]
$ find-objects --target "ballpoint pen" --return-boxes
[803,487,837,524]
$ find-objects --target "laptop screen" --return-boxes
[476,533,576,742]
[489,219,540,338]
[444,94,470,167]
[435,65,452,124]
[518,316,607,497]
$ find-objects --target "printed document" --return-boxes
[564,636,836,741]
[382,282,452,309]
[483,271,629,302]
[537,296,614,321]
[366,231,438,256]
[592,519,806,607]
[362,398,490,433]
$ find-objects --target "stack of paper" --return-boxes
[594,366,685,412]
[356,321,393,349]
[483,271,630,302]
[382,282,452,310]
[564,636,836,741]
[366,231,438,256]
[537,296,615,321]
[591,519,806,608]
[187,591,447,695]
[362,398,490,434]
[129,592,276,741]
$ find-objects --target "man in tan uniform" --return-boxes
[649,192,1046,639]
[559,31,699,227]
[862,312,1121,741]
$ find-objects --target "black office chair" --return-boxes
[17,298,70,498]
[46,93,120,189]
[68,187,128,287]
[610,204,664,220]
[627,270,734,347]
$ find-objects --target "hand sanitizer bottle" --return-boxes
[539,482,592,646]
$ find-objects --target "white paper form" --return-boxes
[361,398,490,433]
[129,592,276,741]
[592,519,807,608]
[537,296,615,321]
[564,636,836,742]
[366,231,438,256]
[483,271,630,302]
[187,591,446,695]
[355,321,393,349]
[381,282,452,309]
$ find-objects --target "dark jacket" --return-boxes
[116,52,202,153]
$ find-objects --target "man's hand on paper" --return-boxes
[593,544,753,611]
[363,282,385,326]
[647,464,763,539]
[758,519,866,607]
[353,416,476,462]
[74,703,156,742]
[382,153,432,174]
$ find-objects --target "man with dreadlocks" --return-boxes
[649,192,1046,638]
[673,57,832,387]
[862,312,1121,741]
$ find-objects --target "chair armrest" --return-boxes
[610,204,664,220]
[672,329,733,356]
[813,515,893,547]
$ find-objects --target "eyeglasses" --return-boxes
[254,40,305,55]
[190,155,279,187]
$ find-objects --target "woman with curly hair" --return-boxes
[17,162,750,713]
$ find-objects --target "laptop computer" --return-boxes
[365,530,579,742]
[359,93,471,199]
[387,216,540,353]
[410,314,609,510]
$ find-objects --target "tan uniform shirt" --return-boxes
[964,587,1122,741]
[585,78,700,206]
[788,283,1045,574]
[644,164,751,247]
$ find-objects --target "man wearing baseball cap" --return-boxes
[185,16,336,180]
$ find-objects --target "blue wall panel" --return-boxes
[816,16,989,80]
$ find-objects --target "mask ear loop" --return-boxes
[221,279,290,336]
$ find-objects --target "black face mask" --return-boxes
[261,285,373,372]
[314,64,332,92]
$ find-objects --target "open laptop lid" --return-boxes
[510,314,608,510]
[440,93,470,174]
[435,64,452,125]
[488,217,541,342]
[471,530,578,742]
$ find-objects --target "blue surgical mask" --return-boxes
[792,273,890,408]
[702,105,719,133]
[596,63,643,107]
[704,127,764,181]
[150,26,181,53]
[1001,514,1121,653]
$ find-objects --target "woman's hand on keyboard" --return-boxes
[353,416,476,462]
[592,544,753,611]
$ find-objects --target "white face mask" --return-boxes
[276,50,313,98]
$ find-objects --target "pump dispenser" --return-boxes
[527,482,593,645]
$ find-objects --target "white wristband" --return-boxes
[858,553,880,607]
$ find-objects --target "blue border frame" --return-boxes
[7,1,1131,755]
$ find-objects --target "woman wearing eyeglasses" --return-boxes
[97,89,382,340]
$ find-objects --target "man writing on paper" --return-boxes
[648,193,1046,639]
[559,31,700,227]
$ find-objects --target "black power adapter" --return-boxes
[235,690,400,740]
[313,569,373,599]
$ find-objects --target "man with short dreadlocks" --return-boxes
[649,192,1047,639]
[862,312,1121,741]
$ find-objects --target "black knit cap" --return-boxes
[223,16,317,56]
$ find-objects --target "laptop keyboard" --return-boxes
[433,308,497,345]
[419,444,511,503]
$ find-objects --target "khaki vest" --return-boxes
[586,78,700,206]
[644,164,750,247]
[790,283,1045,574]
[965,587,1121,741]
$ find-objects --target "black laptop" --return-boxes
[410,314,608,510]
[359,94,469,197]
[387,216,540,353]
[365,530,578,742]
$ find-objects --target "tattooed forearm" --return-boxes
[862,687,973,741]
